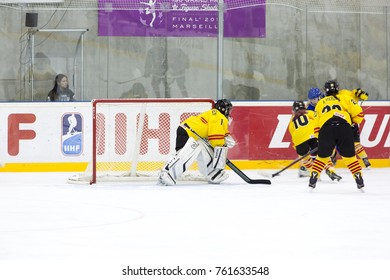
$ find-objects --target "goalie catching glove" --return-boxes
[224,134,236,148]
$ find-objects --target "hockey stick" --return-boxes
[264,147,318,178]
[226,160,271,184]
[183,124,271,185]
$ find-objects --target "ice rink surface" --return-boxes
[1,167,390,280]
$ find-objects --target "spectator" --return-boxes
[47,74,75,102]
[166,47,190,97]
[144,39,168,98]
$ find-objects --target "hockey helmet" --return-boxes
[324,80,339,95]
[292,100,305,113]
[308,87,322,100]
[215,99,233,117]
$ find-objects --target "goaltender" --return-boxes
[158,99,236,186]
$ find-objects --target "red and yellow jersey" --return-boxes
[182,109,230,148]
[288,110,317,148]
[314,94,364,129]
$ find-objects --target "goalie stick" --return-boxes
[183,124,271,185]
[262,147,319,178]
[226,160,271,184]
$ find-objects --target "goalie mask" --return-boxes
[292,100,305,113]
[324,80,339,95]
[215,99,233,118]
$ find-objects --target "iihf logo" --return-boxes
[62,113,83,156]
[139,0,166,28]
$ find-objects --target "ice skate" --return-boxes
[354,172,364,189]
[362,158,371,168]
[299,166,310,177]
[308,171,319,188]
[325,169,342,181]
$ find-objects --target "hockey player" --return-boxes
[309,80,365,189]
[158,99,236,186]
[289,100,341,181]
[306,87,338,166]
[338,86,371,168]
[306,87,322,111]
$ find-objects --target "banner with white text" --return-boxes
[98,0,266,38]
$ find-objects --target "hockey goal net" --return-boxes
[69,98,214,184]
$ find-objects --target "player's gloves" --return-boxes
[355,88,369,101]
[224,135,236,148]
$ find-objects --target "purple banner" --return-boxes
[98,0,266,38]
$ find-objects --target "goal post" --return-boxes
[69,98,215,184]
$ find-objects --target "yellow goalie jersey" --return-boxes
[314,94,364,129]
[182,109,230,148]
[288,110,317,148]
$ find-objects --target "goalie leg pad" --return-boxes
[160,137,201,181]
[212,146,228,170]
[207,169,229,184]
[196,140,214,176]
[196,143,228,177]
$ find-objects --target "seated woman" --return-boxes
[47,74,76,102]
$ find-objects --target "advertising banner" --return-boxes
[0,0,63,2]
[229,102,390,162]
[98,0,266,38]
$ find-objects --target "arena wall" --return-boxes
[1,101,388,173]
